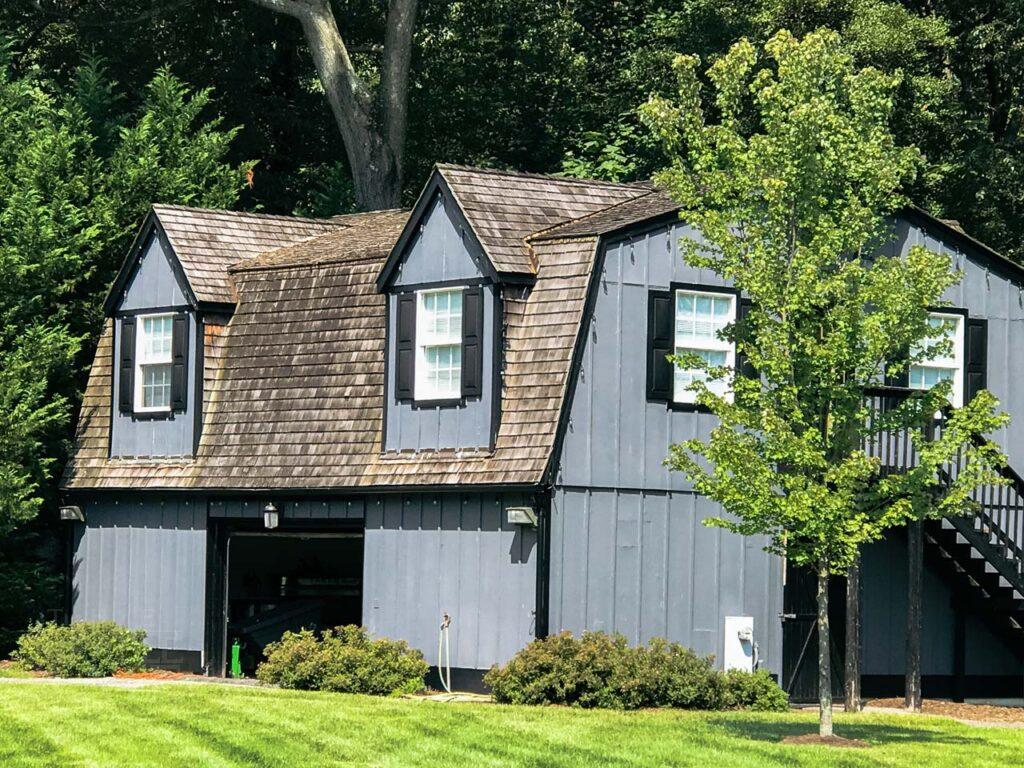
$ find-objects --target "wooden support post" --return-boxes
[953,595,966,703]
[905,520,923,712]
[844,556,862,712]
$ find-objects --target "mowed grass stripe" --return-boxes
[0,682,1021,767]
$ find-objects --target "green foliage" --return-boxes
[256,626,428,696]
[485,631,787,711]
[642,29,1008,575]
[14,621,148,678]
[721,668,791,711]
[0,530,61,654]
[0,48,248,642]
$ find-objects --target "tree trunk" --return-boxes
[844,556,862,712]
[250,0,417,209]
[906,520,923,712]
[817,564,834,738]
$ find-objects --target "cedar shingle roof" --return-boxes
[61,227,599,489]
[152,205,345,304]
[532,190,681,240]
[436,164,644,274]
[62,166,673,492]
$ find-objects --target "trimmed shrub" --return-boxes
[485,631,788,711]
[14,621,148,678]
[256,625,428,696]
[721,668,790,711]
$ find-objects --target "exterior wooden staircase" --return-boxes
[866,386,1024,666]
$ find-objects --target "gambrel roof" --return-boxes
[64,165,1021,493]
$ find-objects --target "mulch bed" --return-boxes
[865,698,1024,724]
[781,734,869,748]
[113,670,201,681]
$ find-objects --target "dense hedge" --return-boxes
[485,632,788,711]
[14,621,149,678]
[256,626,428,696]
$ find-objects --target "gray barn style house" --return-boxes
[62,165,1024,698]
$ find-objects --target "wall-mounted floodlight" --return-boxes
[506,507,537,527]
[263,502,280,530]
[59,506,85,522]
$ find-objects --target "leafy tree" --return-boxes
[642,29,1007,737]
[0,50,249,651]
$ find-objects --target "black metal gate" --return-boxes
[781,562,846,703]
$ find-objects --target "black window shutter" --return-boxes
[884,345,910,388]
[170,314,189,412]
[737,298,757,380]
[461,286,484,398]
[647,290,674,402]
[395,292,416,400]
[965,317,987,404]
[118,317,136,414]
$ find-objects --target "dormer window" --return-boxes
[395,285,484,406]
[136,314,174,412]
[117,312,189,417]
[416,289,463,400]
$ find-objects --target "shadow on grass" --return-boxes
[707,715,986,748]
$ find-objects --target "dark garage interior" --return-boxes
[226,531,364,675]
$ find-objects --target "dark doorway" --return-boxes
[782,562,847,703]
[213,528,363,677]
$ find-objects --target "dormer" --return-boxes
[103,205,341,458]
[376,173,501,451]
[104,217,200,458]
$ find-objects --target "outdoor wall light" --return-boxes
[263,502,280,530]
[59,505,85,522]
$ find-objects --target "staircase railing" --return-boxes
[863,385,1024,594]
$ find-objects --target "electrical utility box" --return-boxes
[723,616,755,672]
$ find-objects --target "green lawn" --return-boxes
[0,682,1020,767]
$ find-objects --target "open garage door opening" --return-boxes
[225,529,363,676]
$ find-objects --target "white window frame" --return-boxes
[414,287,463,402]
[134,312,175,413]
[673,288,737,405]
[909,311,964,408]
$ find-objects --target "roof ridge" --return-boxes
[152,204,344,227]
[435,163,647,190]
[527,190,662,241]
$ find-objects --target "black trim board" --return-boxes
[145,648,203,674]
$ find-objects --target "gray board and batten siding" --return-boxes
[550,219,783,672]
[71,494,207,653]
[72,492,537,671]
[550,211,1024,676]
[383,190,497,451]
[109,232,199,458]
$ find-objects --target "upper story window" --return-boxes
[909,312,964,407]
[673,289,736,404]
[395,286,484,405]
[118,312,188,417]
[416,289,463,400]
[136,314,174,411]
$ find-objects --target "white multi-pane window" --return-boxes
[416,288,463,400]
[135,314,174,411]
[909,312,963,407]
[674,289,736,404]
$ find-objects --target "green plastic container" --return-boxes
[230,639,242,678]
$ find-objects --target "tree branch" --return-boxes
[380,0,419,187]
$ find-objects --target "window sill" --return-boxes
[127,409,175,421]
[410,397,465,410]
